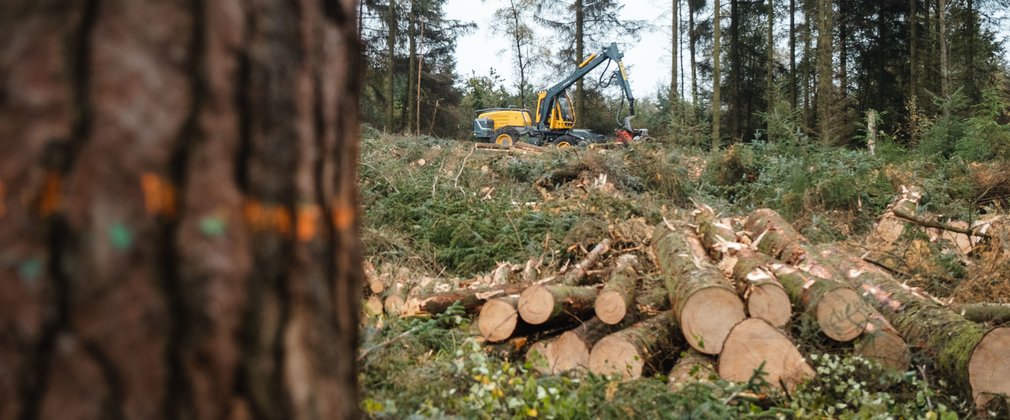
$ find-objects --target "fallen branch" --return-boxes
[892,208,992,240]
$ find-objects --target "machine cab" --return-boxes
[535,90,576,131]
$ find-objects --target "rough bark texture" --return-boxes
[595,254,639,325]
[745,208,807,264]
[711,0,722,150]
[954,304,1010,325]
[653,225,745,354]
[403,283,528,317]
[517,285,598,325]
[0,1,364,419]
[817,247,1010,407]
[588,311,683,379]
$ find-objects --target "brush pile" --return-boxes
[364,202,1010,408]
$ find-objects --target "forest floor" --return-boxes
[357,129,1010,419]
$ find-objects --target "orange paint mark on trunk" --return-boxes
[331,202,355,231]
[38,172,62,216]
[141,173,177,217]
[296,205,321,242]
[244,200,293,237]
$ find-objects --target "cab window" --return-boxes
[557,96,574,121]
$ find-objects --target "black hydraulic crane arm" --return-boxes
[536,42,636,131]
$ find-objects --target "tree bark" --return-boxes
[954,303,1010,325]
[406,0,416,133]
[575,0,585,121]
[0,1,364,418]
[789,0,797,110]
[768,0,775,114]
[653,225,745,355]
[727,250,793,328]
[712,0,723,150]
[910,0,918,104]
[938,0,948,111]
[816,0,833,143]
[671,0,679,125]
[744,208,808,264]
[403,283,528,317]
[385,0,397,131]
[689,4,698,118]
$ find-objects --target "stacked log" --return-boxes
[814,246,1010,407]
[594,254,640,325]
[653,224,746,355]
[518,285,598,325]
[588,311,683,379]
[719,318,814,391]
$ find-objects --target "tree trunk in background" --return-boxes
[910,0,918,105]
[575,0,585,122]
[712,0,722,150]
[510,0,528,107]
[689,5,698,119]
[672,0,679,125]
[386,0,397,131]
[407,0,417,133]
[802,0,813,128]
[837,0,847,97]
[790,0,797,110]
[938,0,948,114]
[767,0,775,114]
[729,0,740,140]
[816,0,833,144]
[0,1,364,419]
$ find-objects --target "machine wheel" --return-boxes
[495,129,518,147]
[554,134,581,149]
[556,140,573,149]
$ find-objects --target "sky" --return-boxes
[443,0,676,99]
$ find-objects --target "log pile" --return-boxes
[368,205,1010,407]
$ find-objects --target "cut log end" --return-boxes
[526,341,552,375]
[383,295,405,316]
[478,298,519,342]
[854,328,911,372]
[969,327,1010,407]
[668,350,717,392]
[518,285,555,325]
[680,287,746,354]
[588,336,643,379]
[595,291,628,325]
[364,296,383,317]
[550,331,591,373]
[816,288,870,342]
[747,284,792,328]
[719,318,814,392]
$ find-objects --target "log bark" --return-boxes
[588,311,683,379]
[816,247,1010,407]
[694,206,739,259]
[0,1,364,418]
[402,283,527,317]
[595,254,640,325]
[517,285,597,325]
[745,208,808,263]
[724,249,792,328]
[559,238,611,286]
[653,225,745,354]
[719,319,815,392]
[668,349,717,392]
[953,303,1010,325]
[769,262,870,342]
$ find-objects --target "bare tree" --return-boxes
[0,0,364,418]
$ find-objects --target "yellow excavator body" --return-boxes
[534,91,576,130]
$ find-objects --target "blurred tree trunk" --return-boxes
[689,3,698,119]
[713,0,722,150]
[575,0,585,122]
[386,0,397,130]
[671,0,679,124]
[816,0,833,143]
[0,0,363,419]
[407,0,417,134]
